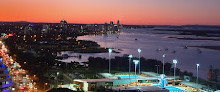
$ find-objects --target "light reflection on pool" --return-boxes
[153,85,184,92]
[118,76,139,79]
[162,86,184,92]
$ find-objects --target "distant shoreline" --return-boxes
[189,46,220,51]
[167,36,220,41]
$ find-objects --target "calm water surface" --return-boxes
[58,29,220,80]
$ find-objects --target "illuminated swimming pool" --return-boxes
[162,86,184,92]
[118,76,139,79]
[153,85,184,92]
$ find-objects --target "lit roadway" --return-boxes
[0,34,40,92]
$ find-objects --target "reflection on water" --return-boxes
[59,29,220,80]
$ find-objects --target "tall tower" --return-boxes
[80,26,84,33]
[117,20,120,27]
[110,21,113,25]
[109,21,114,31]
[60,20,67,29]
[104,22,108,32]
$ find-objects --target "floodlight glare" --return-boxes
[108,48,112,53]
[128,55,133,58]
[133,60,140,65]
[163,54,166,58]
[173,59,177,64]
[138,49,141,53]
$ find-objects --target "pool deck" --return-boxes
[111,86,169,92]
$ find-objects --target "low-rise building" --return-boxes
[0,58,12,92]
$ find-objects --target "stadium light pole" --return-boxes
[133,60,140,77]
[128,55,133,82]
[196,64,200,84]
[108,48,112,73]
[133,59,139,87]
[162,54,165,74]
[138,49,141,74]
[155,65,160,74]
[173,59,177,85]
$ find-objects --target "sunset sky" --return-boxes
[0,0,220,25]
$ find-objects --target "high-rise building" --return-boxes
[104,23,108,32]
[60,20,67,29]
[110,21,113,25]
[0,58,12,92]
[24,24,34,35]
[117,20,123,29]
[117,20,120,27]
[42,24,49,34]
[80,26,84,33]
[109,21,114,31]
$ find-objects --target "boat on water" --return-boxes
[184,46,188,49]
[156,49,162,52]
[172,50,176,53]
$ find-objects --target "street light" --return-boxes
[133,59,139,86]
[173,59,177,85]
[196,64,200,84]
[138,49,141,74]
[57,72,59,87]
[108,48,112,73]
[162,54,165,74]
[12,88,15,91]
[128,54,132,82]
[44,83,48,91]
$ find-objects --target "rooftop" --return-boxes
[47,88,75,92]
[74,79,116,83]
[98,73,118,79]
[111,86,169,92]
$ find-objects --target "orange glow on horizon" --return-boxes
[0,0,220,25]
